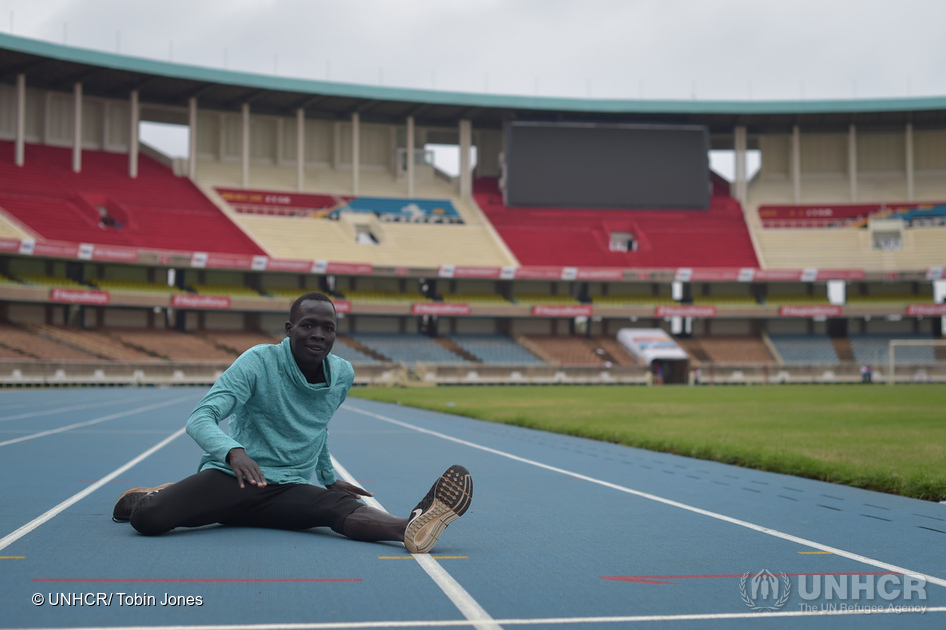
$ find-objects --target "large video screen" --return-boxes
[504,122,710,209]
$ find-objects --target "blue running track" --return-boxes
[1,387,944,629]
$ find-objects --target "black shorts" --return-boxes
[129,469,364,536]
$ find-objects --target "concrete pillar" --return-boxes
[296,108,305,191]
[791,125,801,203]
[129,90,139,178]
[733,126,747,206]
[241,103,250,188]
[188,97,198,180]
[15,73,25,166]
[72,82,82,173]
[459,119,472,198]
[848,123,857,202]
[351,112,360,195]
[406,116,415,197]
[905,122,915,202]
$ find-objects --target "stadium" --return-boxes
[1,15,946,630]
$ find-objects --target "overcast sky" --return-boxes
[2,0,943,176]
[3,0,945,101]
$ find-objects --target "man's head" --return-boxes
[285,292,337,379]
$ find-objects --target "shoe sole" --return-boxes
[405,466,472,554]
[112,483,173,522]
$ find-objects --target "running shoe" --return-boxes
[112,483,173,523]
[404,465,472,554]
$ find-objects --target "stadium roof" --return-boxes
[4,32,946,133]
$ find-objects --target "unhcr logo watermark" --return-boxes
[740,570,927,613]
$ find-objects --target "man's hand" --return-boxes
[326,480,373,498]
[227,448,267,488]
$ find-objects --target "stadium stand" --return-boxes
[767,334,840,365]
[331,338,384,364]
[27,324,157,361]
[342,290,430,303]
[439,292,511,305]
[349,333,468,364]
[190,283,262,297]
[678,336,775,364]
[518,336,607,366]
[93,278,185,293]
[0,141,264,255]
[850,335,938,365]
[107,329,238,362]
[448,334,544,365]
[473,176,759,268]
[0,323,102,361]
[200,331,281,355]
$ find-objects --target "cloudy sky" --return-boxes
[2,0,943,175]
[3,0,945,102]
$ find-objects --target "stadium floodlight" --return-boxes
[887,339,946,385]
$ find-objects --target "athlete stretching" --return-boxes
[112,292,472,553]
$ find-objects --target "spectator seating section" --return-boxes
[592,294,676,306]
[191,284,261,297]
[349,333,467,364]
[473,176,759,268]
[331,338,383,364]
[0,323,102,360]
[18,274,86,288]
[439,292,511,305]
[519,336,607,366]
[679,336,775,364]
[0,141,264,255]
[850,335,937,365]
[448,335,544,365]
[107,329,238,362]
[343,290,430,303]
[200,331,280,355]
[754,227,946,271]
[768,335,840,365]
[515,293,581,305]
[93,278,184,293]
[765,293,829,305]
[28,324,158,361]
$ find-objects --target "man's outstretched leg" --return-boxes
[342,464,473,553]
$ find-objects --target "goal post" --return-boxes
[887,339,946,385]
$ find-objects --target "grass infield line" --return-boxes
[342,402,946,591]
[0,427,187,554]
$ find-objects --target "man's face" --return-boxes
[285,300,337,373]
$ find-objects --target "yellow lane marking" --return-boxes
[0,556,26,559]
[379,556,469,560]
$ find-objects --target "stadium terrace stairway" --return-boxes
[473,177,759,268]
[0,142,264,255]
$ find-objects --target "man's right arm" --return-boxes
[185,352,257,468]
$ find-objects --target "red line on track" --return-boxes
[603,571,900,585]
[34,578,361,583]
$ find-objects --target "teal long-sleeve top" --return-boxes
[185,337,355,487]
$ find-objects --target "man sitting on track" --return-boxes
[111,291,472,554]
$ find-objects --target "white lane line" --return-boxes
[8,606,946,630]
[343,403,946,590]
[0,394,154,422]
[0,394,197,448]
[330,456,501,630]
[0,427,187,553]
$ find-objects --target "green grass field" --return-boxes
[351,384,946,502]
